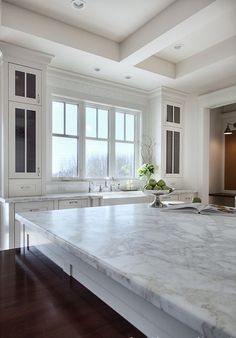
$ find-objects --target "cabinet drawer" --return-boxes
[179,194,193,203]
[9,179,42,197]
[58,198,89,209]
[161,194,179,201]
[15,201,54,213]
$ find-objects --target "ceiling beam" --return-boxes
[119,0,219,65]
[176,36,236,77]
[136,56,176,79]
[1,2,119,62]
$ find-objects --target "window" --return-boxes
[52,100,139,179]
[164,102,182,175]
[85,106,108,178]
[115,112,135,178]
[52,101,79,177]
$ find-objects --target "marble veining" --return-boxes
[16,203,236,338]
[0,189,196,203]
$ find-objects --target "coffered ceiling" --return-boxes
[0,0,236,94]
[3,0,176,42]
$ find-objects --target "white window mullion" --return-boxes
[79,101,85,179]
[109,107,115,178]
[134,114,140,178]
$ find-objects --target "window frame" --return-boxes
[52,100,80,178]
[114,109,138,179]
[85,103,109,179]
[51,98,140,180]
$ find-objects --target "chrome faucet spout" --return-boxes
[88,181,93,193]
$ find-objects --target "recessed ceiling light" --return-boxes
[94,68,101,72]
[174,43,184,50]
[125,76,131,79]
[71,0,86,10]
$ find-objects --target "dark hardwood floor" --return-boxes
[0,247,146,338]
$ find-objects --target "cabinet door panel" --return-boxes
[15,70,25,97]
[9,63,41,105]
[9,102,41,178]
[27,110,36,172]
[15,108,25,173]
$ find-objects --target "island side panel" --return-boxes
[19,219,201,338]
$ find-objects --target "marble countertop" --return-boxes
[0,192,102,203]
[0,189,196,203]
[16,203,236,338]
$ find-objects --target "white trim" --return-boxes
[0,42,54,67]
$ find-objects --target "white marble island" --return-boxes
[16,204,236,338]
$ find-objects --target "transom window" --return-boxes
[52,100,139,179]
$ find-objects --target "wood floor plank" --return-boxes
[0,248,146,338]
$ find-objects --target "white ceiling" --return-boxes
[157,10,236,63]
[1,0,236,94]
[4,0,176,42]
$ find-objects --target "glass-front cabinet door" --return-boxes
[9,102,41,178]
[9,63,42,105]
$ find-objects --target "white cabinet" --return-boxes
[8,102,41,179]
[15,201,54,248]
[9,63,42,105]
[58,198,89,209]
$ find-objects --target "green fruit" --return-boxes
[192,197,201,203]
[148,178,157,187]
[145,185,153,190]
[153,185,162,190]
[157,179,166,187]
[162,185,170,190]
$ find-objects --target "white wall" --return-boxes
[182,94,201,191]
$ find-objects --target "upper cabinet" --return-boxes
[165,103,182,126]
[9,63,42,105]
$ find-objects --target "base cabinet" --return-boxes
[0,196,99,250]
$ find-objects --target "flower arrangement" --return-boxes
[137,163,155,183]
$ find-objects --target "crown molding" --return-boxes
[148,86,188,100]
[0,41,54,66]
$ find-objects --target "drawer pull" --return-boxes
[69,201,78,204]
[20,186,31,190]
[30,208,40,212]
